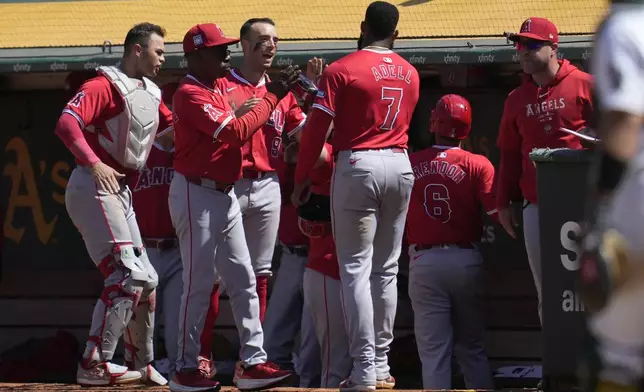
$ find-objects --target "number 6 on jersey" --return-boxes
[424,183,452,223]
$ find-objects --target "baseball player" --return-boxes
[199,18,307,371]
[576,1,644,391]
[260,130,322,386]
[497,17,594,323]
[258,57,326,386]
[128,82,182,380]
[292,2,420,390]
[168,23,299,392]
[406,95,496,390]
[297,140,354,388]
[54,22,171,386]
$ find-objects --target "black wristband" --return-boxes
[597,150,627,193]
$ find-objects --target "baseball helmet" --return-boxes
[297,193,332,238]
[430,94,472,140]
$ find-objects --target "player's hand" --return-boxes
[305,57,324,84]
[291,181,311,207]
[498,206,517,239]
[234,97,263,117]
[90,161,125,194]
[266,65,301,99]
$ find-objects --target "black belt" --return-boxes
[415,243,475,251]
[185,176,234,193]
[283,245,309,258]
[143,238,179,251]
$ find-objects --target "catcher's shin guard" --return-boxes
[124,288,157,368]
[83,245,157,365]
[124,247,159,368]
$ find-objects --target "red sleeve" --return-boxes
[56,78,111,166]
[158,100,173,133]
[294,107,333,183]
[177,86,278,147]
[55,113,100,166]
[495,96,523,207]
[284,94,307,137]
[476,157,499,223]
[310,61,349,118]
[62,77,112,129]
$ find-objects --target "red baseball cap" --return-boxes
[510,17,559,44]
[183,23,240,54]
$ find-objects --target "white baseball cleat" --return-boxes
[77,361,142,386]
[135,363,169,385]
[339,378,377,391]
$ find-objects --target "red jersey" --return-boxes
[216,69,307,173]
[172,75,279,184]
[62,75,173,176]
[496,60,594,206]
[278,204,309,247]
[306,142,339,279]
[129,143,175,238]
[406,146,497,246]
[294,47,420,183]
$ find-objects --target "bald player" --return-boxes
[406,95,495,390]
[292,2,419,389]
[168,23,299,392]
[55,22,170,386]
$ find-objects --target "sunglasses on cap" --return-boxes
[515,39,551,51]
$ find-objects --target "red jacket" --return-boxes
[496,60,594,206]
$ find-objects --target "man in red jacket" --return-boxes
[496,17,594,324]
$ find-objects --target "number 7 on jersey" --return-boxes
[380,87,403,131]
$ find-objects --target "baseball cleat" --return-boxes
[131,362,168,386]
[376,375,395,389]
[339,378,377,391]
[169,369,221,392]
[76,361,142,386]
[233,361,292,390]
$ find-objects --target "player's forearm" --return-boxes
[294,110,333,183]
[55,113,100,166]
[496,148,522,207]
[217,93,279,146]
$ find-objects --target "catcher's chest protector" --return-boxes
[90,66,162,170]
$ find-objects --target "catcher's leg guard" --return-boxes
[82,244,153,365]
[123,246,159,369]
